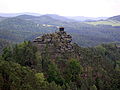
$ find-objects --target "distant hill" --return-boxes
[67,16,108,21]
[45,14,76,22]
[16,14,39,19]
[0,16,6,22]
[32,15,62,24]
[0,17,57,43]
[16,15,66,25]
[0,17,39,31]
[0,12,41,17]
[0,15,120,47]
[0,13,77,22]
[108,15,120,21]
[85,20,120,26]
[85,15,120,26]
[0,13,109,22]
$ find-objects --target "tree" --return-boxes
[2,46,13,61]
[65,58,83,82]
[90,85,97,90]
[0,60,37,90]
[80,83,88,90]
[47,62,64,85]
[2,41,38,67]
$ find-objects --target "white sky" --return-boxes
[0,0,120,17]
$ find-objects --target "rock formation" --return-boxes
[33,27,77,60]
[33,27,73,53]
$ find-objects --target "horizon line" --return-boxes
[0,12,118,18]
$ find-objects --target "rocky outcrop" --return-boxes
[33,27,73,53]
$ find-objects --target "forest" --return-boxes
[0,15,120,47]
[0,41,120,90]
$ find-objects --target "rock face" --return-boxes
[33,27,77,60]
[33,27,73,53]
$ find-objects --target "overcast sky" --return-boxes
[0,0,119,17]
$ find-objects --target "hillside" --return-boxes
[108,15,120,21]
[85,20,120,26]
[0,12,41,17]
[85,15,120,26]
[45,14,76,22]
[0,30,120,90]
[0,17,57,43]
[0,15,120,47]
[0,16,6,22]
[67,16,108,21]
[16,15,65,25]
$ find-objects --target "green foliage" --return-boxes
[66,58,83,82]
[80,82,88,90]
[35,73,45,83]
[1,41,120,90]
[0,59,63,90]
[47,81,62,90]
[115,60,120,71]
[68,58,83,74]
[47,62,65,85]
[2,41,38,66]
[95,45,107,56]
[0,38,10,53]
[41,44,51,71]
[0,60,37,90]
[2,46,13,61]
[90,85,97,90]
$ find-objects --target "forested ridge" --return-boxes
[0,15,120,47]
[0,41,120,90]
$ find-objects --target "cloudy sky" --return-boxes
[0,0,119,17]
